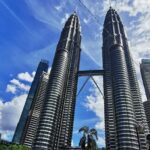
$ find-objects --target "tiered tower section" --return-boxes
[33,13,81,150]
[103,7,148,150]
[141,59,150,130]
[141,59,150,101]
[13,60,48,144]
[21,72,49,148]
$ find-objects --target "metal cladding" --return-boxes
[21,72,49,148]
[103,7,149,150]
[143,100,150,131]
[12,60,49,144]
[141,59,150,101]
[141,59,150,130]
[33,13,81,150]
[58,14,81,148]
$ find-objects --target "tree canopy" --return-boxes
[0,143,30,150]
[79,126,98,150]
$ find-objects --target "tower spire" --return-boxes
[74,5,77,14]
[109,0,112,7]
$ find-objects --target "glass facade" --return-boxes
[143,101,150,130]
[21,72,49,148]
[141,59,150,100]
[12,60,49,144]
[141,59,150,131]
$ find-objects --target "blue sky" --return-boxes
[0,0,150,148]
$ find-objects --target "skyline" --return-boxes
[0,0,150,148]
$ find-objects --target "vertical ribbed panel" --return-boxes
[58,16,81,148]
[21,72,49,148]
[110,45,138,149]
[13,61,48,144]
[103,8,119,150]
[140,59,150,100]
[103,45,117,149]
[143,101,150,130]
[123,35,149,150]
[103,7,148,150]
[141,59,150,101]
[34,52,69,150]
[141,59,150,131]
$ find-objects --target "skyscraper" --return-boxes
[13,60,49,144]
[21,72,49,148]
[103,7,148,149]
[141,59,150,100]
[33,12,81,150]
[141,59,150,130]
[143,100,150,130]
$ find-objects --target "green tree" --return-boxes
[79,126,98,150]
[0,144,8,150]
[0,143,30,150]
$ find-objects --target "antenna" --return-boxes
[109,0,112,7]
[115,0,120,12]
[74,5,78,13]
[115,0,117,9]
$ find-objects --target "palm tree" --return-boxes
[79,126,98,150]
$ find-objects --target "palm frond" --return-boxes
[88,135,97,150]
[79,136,86,149]
[89,128,98,140]
[79,126,89,134]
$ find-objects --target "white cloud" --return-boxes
[2,71,34,141]
[83,18,89,24]
[10,79,30,92]
[97,136,105,147]
[32,71,36,77]
[0,94,27,141]
[55,1,66,12]
[1,0,150,146]
[0,130,14,142]
[71,140,74,146]
[102,0,150,16]
[131,0,150,15]
[123,7,150,102]
[25,0,65,30]
[48,67,51,74]
[81,41,102,67]
[61,13,69,25]
[6,84,17,94]
[55,5,62,11]
[84,77,104,130]
[17,71,35,82]
[6,72,35,94]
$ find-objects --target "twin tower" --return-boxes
[13,8,149,150]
